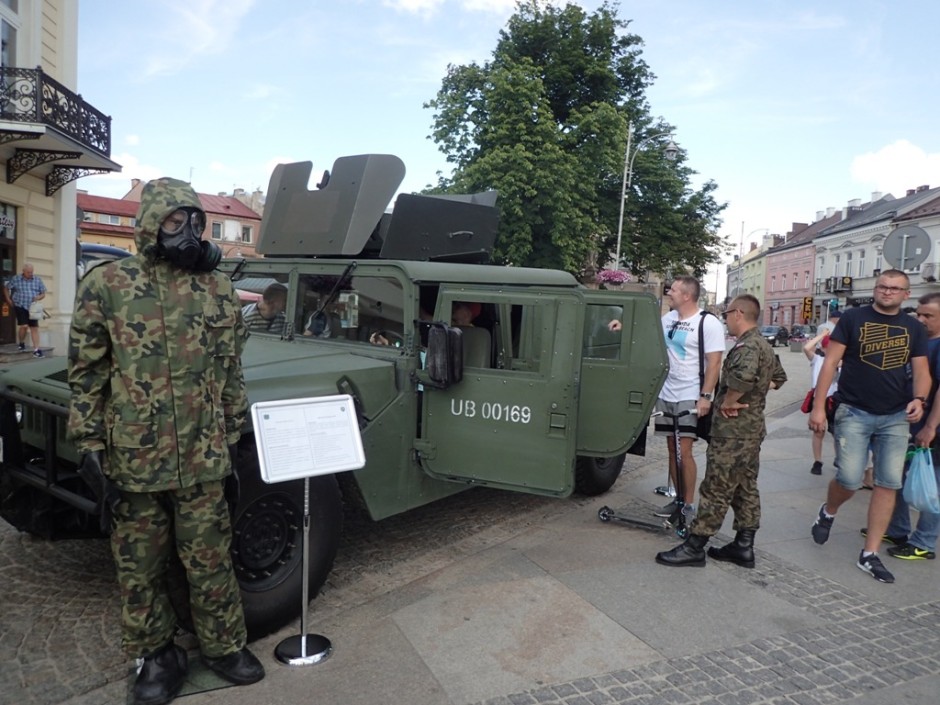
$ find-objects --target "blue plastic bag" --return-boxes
[903,447,940,514]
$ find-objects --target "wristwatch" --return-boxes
[700,392,714,402]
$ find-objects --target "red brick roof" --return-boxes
[197,193,260,220]
[79,190,261,221]
[77,193,140,217]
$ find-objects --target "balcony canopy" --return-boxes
[0,66,121,196]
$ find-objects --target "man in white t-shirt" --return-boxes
[652,276,725,516]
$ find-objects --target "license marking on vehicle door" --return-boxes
[450,399,532,424]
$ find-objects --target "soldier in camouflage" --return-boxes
[656,294,786,568]
[67,178,264,705]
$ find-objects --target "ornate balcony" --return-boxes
[0,66,120,196]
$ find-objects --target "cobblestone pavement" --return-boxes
[470,538,940,705]
[0,482,585,705]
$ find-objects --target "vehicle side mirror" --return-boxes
[425,324,463,389]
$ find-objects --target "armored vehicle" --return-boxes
[0,154,667,638]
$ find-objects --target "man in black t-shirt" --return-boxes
[808,270,930,584]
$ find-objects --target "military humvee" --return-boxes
[0,154,667,638]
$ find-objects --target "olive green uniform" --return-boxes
[67,178,249,658]
[691,327,786,536]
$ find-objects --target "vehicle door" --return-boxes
[417,286,582,496]
[576,290,667,455]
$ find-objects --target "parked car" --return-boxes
[759,325,789,347]
[77,242,130,279]
[788,324,817,341]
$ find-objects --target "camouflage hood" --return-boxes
[134,177,203,259]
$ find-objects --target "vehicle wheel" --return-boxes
[232,440,343,640]
[575,453,625,496]
[166,441,343,641]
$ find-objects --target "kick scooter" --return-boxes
[598,409,696,538]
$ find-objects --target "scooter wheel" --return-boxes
[598,506,613,522]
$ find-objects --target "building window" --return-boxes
[83,212,94,222]
[833,254,840,277]
[781,274,787,290]
[211,222,222,240]
[241,225,252,243]
[1,18,16,67]
[858,252,865,277]
[770,276,775,292]
[0,202,16,240]
[99,214,120,225]
[804,271,810,288]
[844,251,853,277]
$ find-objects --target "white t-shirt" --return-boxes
[659,309,726,402]
[810,352,839,396]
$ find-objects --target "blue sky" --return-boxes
[77,0,940,287]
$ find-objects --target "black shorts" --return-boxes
[14,306,37,326]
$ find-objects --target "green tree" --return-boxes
[424,0,727,279]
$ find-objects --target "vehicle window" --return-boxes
[298,274,404,345]
[582,303,622,360]
[238,274,290,336]
[506,303,542,371]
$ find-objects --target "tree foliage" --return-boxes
[424,0,727,279]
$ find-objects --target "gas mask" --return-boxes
[157,207,221,272]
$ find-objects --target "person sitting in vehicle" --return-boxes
[452,301,480,327]
[303,309,332,338]
[241,283,287,335]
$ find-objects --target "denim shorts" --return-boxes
[833,403,908,490]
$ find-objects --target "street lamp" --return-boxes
[613,121,679,271]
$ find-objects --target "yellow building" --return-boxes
[0,1,120,350]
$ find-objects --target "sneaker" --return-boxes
[859,528,908,546]
[857,552,895,583]
[811,503,834,544]
[32,349,43,358]
[654,500,678,517]
[17,343,25,351]
[887,544,936,560]
[810,461,823,475]
[654,485,676,498]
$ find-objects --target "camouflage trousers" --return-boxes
[691,436,763,537]
[110,480,247,659]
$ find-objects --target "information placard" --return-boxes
[251,394,365,483]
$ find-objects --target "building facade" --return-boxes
[0,0,119,349]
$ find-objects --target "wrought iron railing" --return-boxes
[0,66,111,157]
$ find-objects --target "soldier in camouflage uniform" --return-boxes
[67,178,264,705]
[656,294,786,568]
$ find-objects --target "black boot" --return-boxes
[655,534,708,567]
[133,642,188,705]
[203,647,265,686]
[707,529,756,568]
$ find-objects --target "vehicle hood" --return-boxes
[240,339,400,422]
[0,339,400,428]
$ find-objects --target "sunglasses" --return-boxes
[667,320,680,339]
[722,308,741,320]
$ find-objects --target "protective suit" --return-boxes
[66,178,262,701]
[67,177,247,489]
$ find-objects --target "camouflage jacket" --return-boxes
[711,326,786,440]
[66,178,248,492]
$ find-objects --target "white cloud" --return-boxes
[142,0,256,77]
[461,0,518,12]
[382,0,444,15]
[850,140,940,195]
[125,135,140,146]
[78,152,167,198]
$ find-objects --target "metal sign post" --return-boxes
[250,394,365,667]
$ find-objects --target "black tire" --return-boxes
[231,440,343,641]
[574,453,626,496]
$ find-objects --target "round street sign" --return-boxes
[882,225,931,270]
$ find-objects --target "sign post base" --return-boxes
[274,634,332,667]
